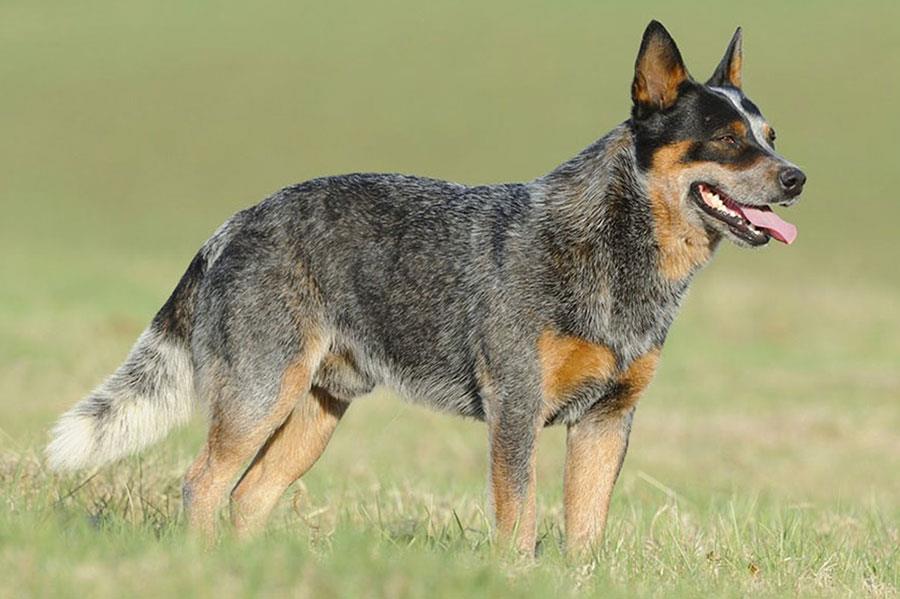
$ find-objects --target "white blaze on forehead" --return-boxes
[710,86,770,148]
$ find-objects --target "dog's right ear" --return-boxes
[631,21,690,119]
[706,27,743,89]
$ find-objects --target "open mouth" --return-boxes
[690,183,798,245]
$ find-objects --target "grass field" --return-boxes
[1,1,898,597]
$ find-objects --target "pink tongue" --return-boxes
[736,205,798,244]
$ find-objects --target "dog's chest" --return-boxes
[537,278,687,425]
[537,329,661,426]
[608,289,681,360]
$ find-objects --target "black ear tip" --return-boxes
[644,19,668,36]
[642,19,676,46]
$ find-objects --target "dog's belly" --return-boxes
[311,348,486,420]
[311,351,376,402]
[388,374,486,420]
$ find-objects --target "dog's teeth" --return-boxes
[705,192,724,208]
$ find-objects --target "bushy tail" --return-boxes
[46,249,212,471]
[46,327,196,471]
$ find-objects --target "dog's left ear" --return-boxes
[707,27,743,89]
[632,21,690,118]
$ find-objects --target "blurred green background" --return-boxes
[1,1,897,596]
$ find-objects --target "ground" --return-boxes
[0,1,898,597]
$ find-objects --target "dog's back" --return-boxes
[199,173,538,409]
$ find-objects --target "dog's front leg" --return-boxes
[563,349,659,555]
[563,405,635,555]
[488,395,541,555]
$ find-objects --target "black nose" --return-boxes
[779,167,806,197]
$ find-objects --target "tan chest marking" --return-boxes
[613,348,661,412]
[538,331,617,417]
[648,141,713,281]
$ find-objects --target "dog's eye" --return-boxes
[715,135,738,146]
[767,129,777,145]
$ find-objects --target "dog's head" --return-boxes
[630,21,805,248]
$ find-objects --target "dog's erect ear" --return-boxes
[631,20,690,117]
[707,27,743,89]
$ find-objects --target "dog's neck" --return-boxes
[533,122,720,282]
[536,122,641,237]
[525,123,715,353]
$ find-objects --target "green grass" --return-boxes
[1,1,898,597]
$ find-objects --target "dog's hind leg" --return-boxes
[229,387,347,537]
[182,337,327,539]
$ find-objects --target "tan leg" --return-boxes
[564,349,659,555]
[563,407,633,555]
[230,387,347,537]
[183,349,322,539]
[184,425,280,539]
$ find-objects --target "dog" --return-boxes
[47,21,806,555]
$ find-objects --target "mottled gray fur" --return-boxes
[48,124,689,478]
